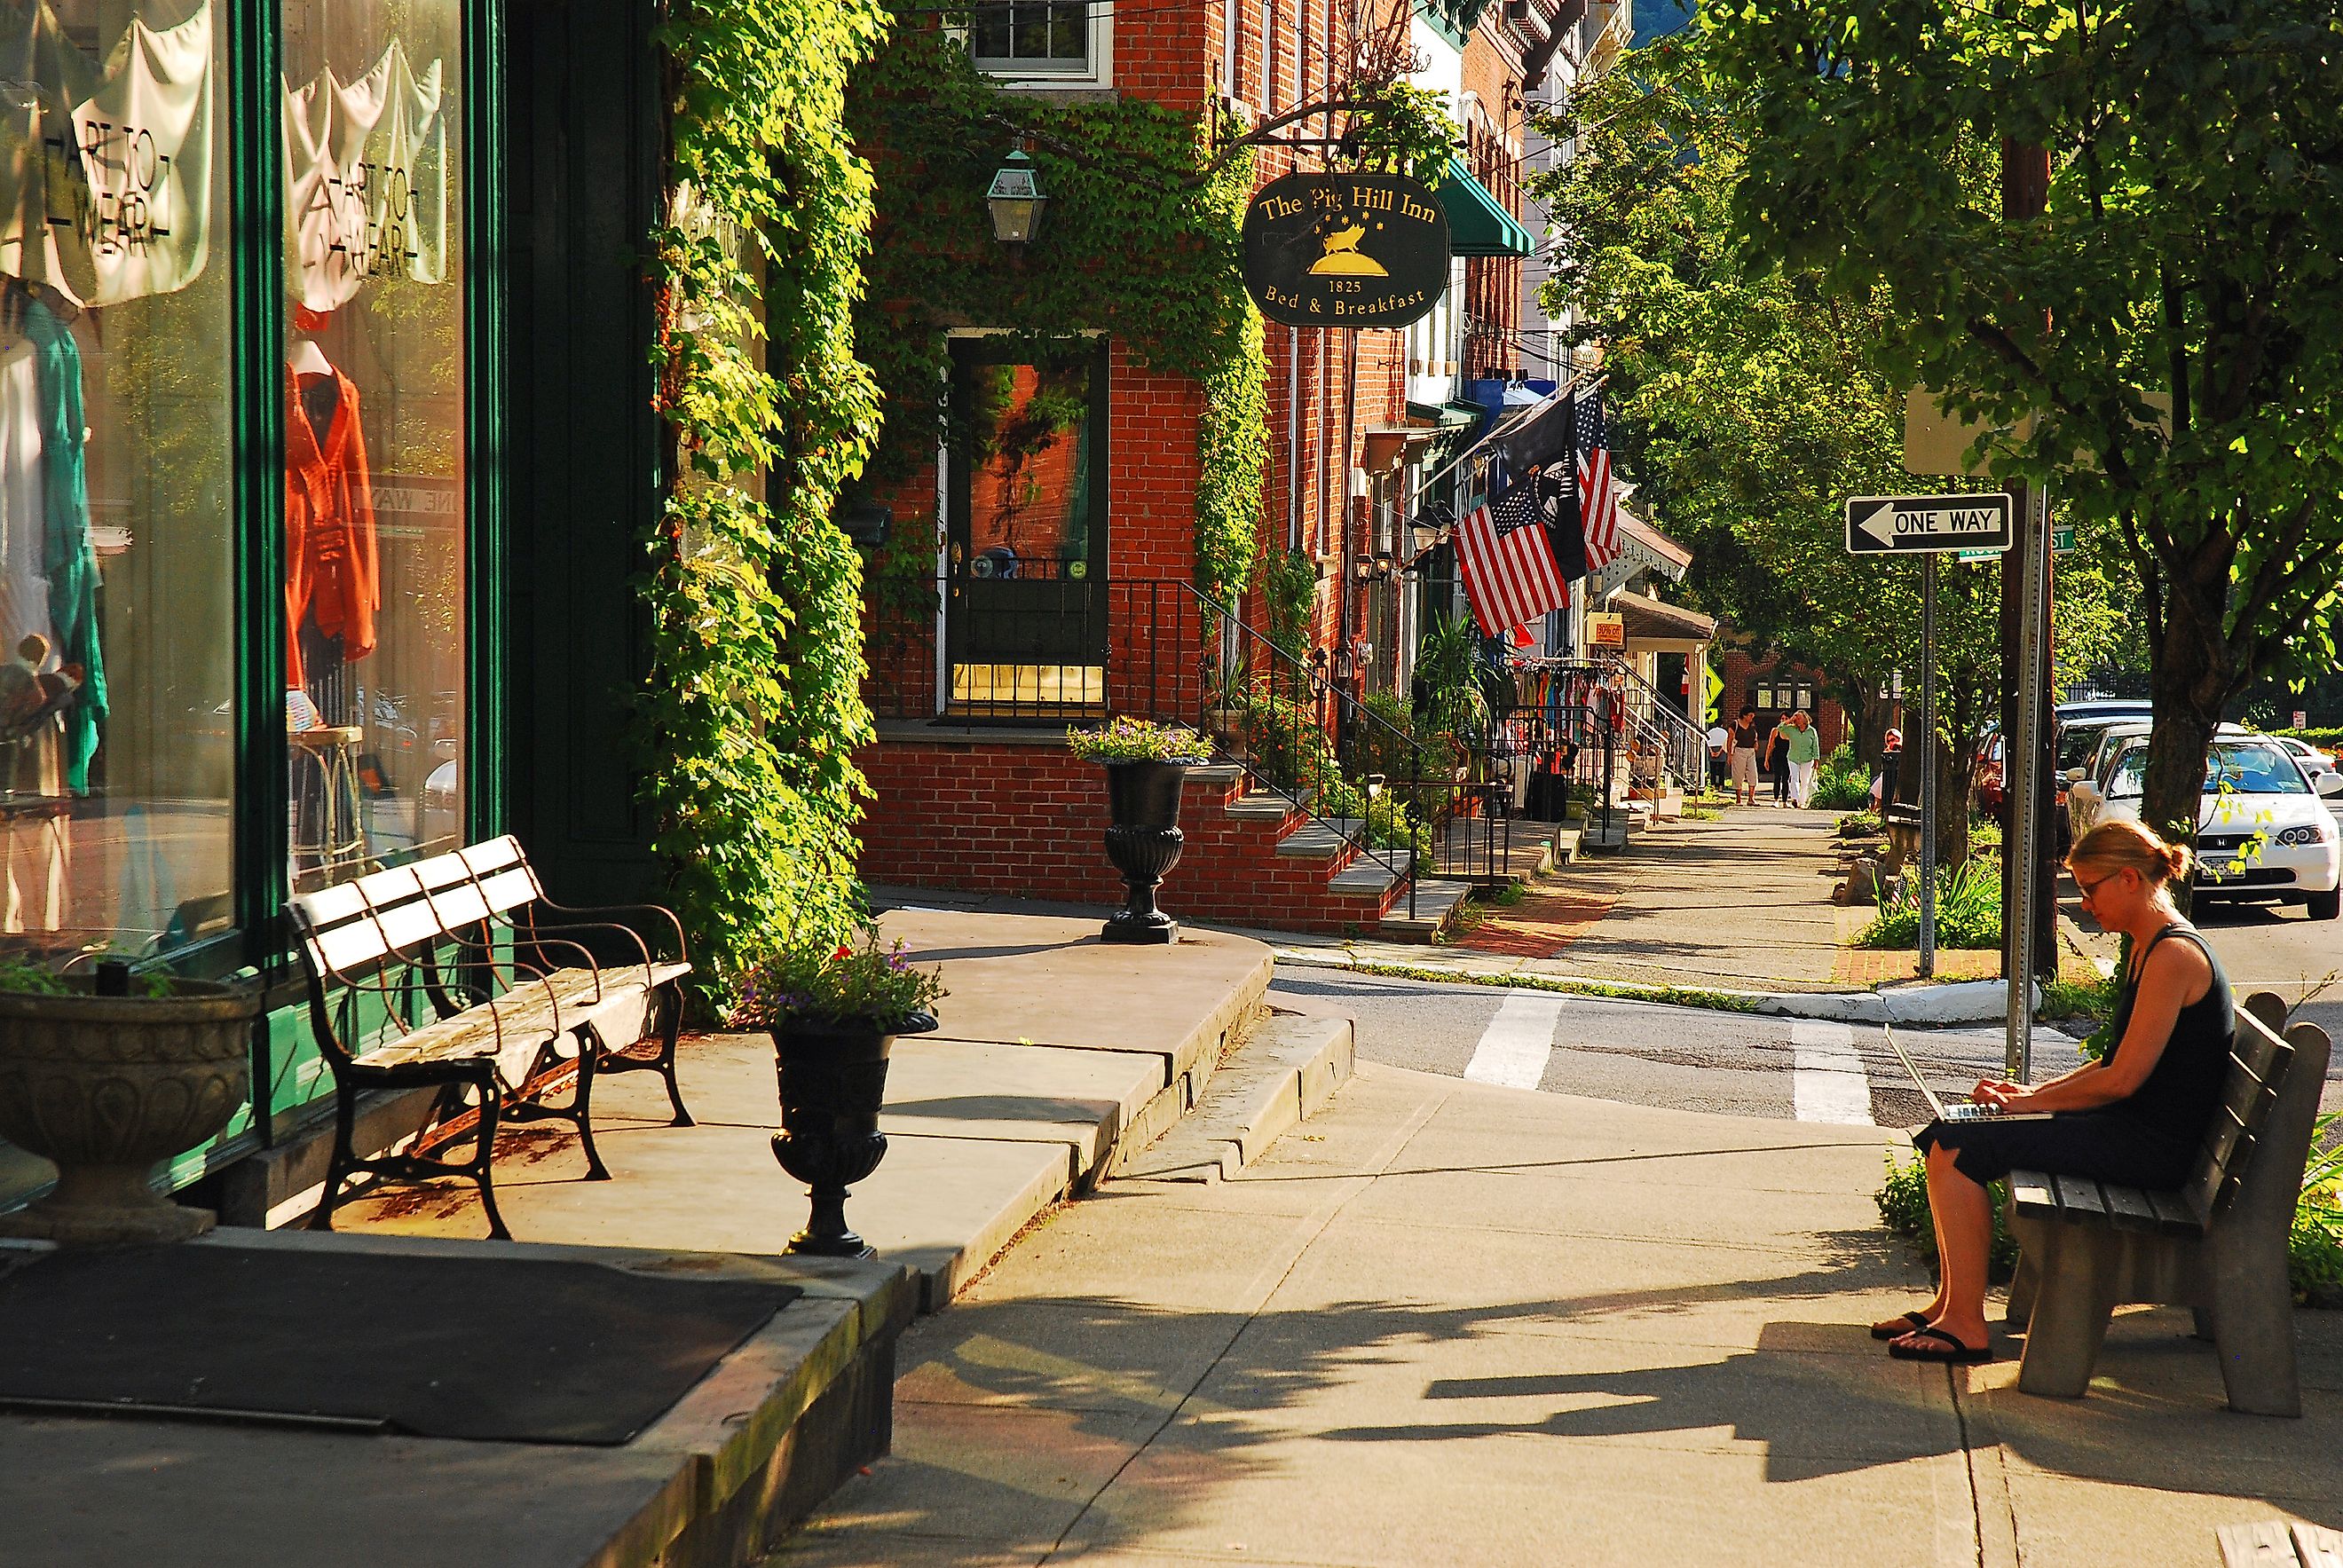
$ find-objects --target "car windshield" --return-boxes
[2110,741,2306,799]
[2059,724,2114,769]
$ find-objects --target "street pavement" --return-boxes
[1270,965,2087,1126]
[775,1060,2343,1567]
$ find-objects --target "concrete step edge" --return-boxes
[1117,1012,1357,1184]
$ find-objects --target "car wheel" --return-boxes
[2308,889,2340,921]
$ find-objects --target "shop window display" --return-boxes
[0,0,235,953]
[280,0,463,890]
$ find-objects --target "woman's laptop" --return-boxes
[1883,1024,2055,1123]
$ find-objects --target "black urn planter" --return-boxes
[769,1009,939,1258]
[1098,758,1191,944]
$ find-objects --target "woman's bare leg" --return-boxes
[1899,1143,1992,1350]
[1873,1169,1950,1336]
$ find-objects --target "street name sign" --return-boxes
[1844,493,2014,555]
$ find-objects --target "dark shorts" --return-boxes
[1913,1109,2197,1192]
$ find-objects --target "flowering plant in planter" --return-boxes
[1066,715,1211,765]
[728,925,948,1031]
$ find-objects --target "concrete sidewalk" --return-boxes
[779,1062,2343,1567]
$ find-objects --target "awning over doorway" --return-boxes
[1612,588,1716,646]
[1437,158,1536,257]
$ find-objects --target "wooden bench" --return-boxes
[2219,1520,2343,1568]
[289,836,693,1239]
[2005,991,2331,1416]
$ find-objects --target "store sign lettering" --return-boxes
[43,122,179,258]
[308,158,422,280]
[1240,171,1450,330]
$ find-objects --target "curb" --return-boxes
[1273,947,2045,1028]
[1119,1012,1357,1183]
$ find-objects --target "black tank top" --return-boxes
[2104,923,2234,1148]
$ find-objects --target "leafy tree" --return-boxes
[1702,0,2343,852]
[1534,31,2127,861]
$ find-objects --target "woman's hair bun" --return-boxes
[2069,817,2192,888]
[2162,841,2192,879]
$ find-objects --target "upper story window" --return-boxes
[972,2,1109,84]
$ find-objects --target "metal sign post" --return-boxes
[1919,555,1937,978]
[2006,483,2053,1082]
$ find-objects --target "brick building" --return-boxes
[852,1,1574,930]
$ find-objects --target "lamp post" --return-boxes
[986,149,1047,248]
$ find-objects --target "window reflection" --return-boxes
[0,0,234,957]
[281,0,463,892]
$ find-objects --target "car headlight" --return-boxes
[2276,822,2332,847]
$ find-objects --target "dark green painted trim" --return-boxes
[466,0,510,840]
[227,0,288,1141]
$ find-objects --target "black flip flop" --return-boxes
[1889,1325,1995,1364]
[1870,1310,1931,1342]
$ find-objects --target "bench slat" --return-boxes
[2051,1174,2110,1222]
[2008,1170,2056,1219]
[2292,1523,2343,1568]
[2144,1186,2206,1236]
[2100,1184,2159,1232]
[2219,1521,2301,1568]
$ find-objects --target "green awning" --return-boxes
[1436,157,1536,258]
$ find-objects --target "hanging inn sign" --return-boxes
[1240,171,1450,328]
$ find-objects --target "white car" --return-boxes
[2089,736,2343,918]
[2065,721,2251,842]
[2269,736,2343,794]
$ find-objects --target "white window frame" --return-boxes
[960,1,1114,90]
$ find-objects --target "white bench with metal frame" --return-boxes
[2005,991,2330,1416]
[288,836,692,1239]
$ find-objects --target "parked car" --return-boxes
[2268,736,2343,794]
[2087,735,2343,918]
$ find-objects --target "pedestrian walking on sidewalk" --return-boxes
[1879,725,1904,808]
[1876,819,2229,1364]
[1765,719,1791,805]
[1729,705,1760,805]
[1785,710,1821,808]
[1705,720,1729,792]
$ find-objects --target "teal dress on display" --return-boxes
[22,297,105,792]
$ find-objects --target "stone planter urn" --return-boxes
[770,1010,939,1258]
[1098,758,1190,945]
[0,977,261,1245]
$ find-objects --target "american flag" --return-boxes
[1574,383,1621,570]
[1455,473,1571,638]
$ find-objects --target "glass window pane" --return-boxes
[956,359,1093,574]
[972,4,1010,57]
[282,0,466,890]
[0,0,235,958]
[1047,4,1085,59]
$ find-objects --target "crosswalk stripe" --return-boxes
[1463,991,1565,1090]
[1790,1019,1874,1125]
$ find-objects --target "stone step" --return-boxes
[1227,790,1300,822]
[1377,877,1471,943]
[1550,824,1582,863]
[1328,848,1410,897]
[1276,821,1353,858]
[1187,763,1244,792]
[1117,1011,1356,1183]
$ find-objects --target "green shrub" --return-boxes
[1858,856,2004,949]
[2297,1115,2343,1308]
[1250,694,1341,799]
[1876,1149,2020,1281]
[1836,809,1883,838]
[1810,744,1874,810]
[1363,793,1433,862]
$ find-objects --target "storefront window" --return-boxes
[0,0,236,955]
[280,0,464,890]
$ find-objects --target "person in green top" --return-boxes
[1784,708,1822,808]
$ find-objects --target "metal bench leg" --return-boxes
[654,984,692,1127]
[2016,1225,2124,1399]
[2206,1232,2301,1417]
[571,1028,611,1182]
[309,1086,359,1232]
[470,1075,513,1241]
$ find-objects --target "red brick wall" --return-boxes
[1720,647,1850,754]
[857,741,1398,931]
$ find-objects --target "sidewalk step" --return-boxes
[1187,763,1244,792]
[1377,877,1471,942]
[1328,849,1409,896]
[1119,1011,1355,1182]
[1550,824,1582,863]
[1276,821,1352,858]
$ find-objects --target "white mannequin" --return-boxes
[288,336,333,378]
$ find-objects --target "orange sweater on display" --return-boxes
[284,368,381,685]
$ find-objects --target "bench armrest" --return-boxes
[531,899,689,967]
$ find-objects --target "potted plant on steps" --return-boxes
[731,928,947,1259]
[1067,716,1211,945]
[0,956,263,1246]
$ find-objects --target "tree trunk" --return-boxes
[2145,570,2237,916]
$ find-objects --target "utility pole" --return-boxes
[2000,138,2055,1082]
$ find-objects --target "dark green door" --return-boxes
[945,337,1109,715]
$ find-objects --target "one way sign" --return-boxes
[1843,493,2014,555]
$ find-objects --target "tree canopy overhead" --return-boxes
[1700,0,2343,843]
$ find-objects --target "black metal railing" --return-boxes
[867,574,1519,918]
